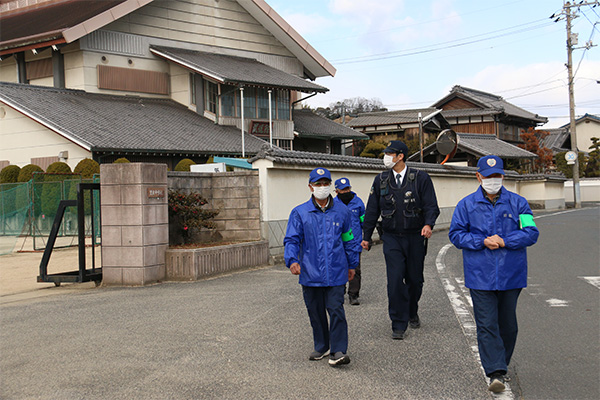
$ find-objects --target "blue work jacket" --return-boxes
[284,196,359,287]
[449,187,539,291]
[334,192,365,245]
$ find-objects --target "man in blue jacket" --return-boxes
[334,177,365,305]
[449,155,539,393]
[284,167,359,367]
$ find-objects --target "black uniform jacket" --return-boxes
[363,167,440,241]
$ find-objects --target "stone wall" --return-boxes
[168,171,261,242]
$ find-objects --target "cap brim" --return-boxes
[310,177,332,183]
[479,168,505,177]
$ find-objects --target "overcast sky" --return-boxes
[266,0,599,128]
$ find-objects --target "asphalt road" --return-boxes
[442,206,600,400]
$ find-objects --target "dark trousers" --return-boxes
[470,288,522,376]
[302,285,348,354]
[347,255,362,297]
[382,232,426,331]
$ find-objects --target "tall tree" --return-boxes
[518,128,554,173]
[584,137,600,177]
[314,97,387,120]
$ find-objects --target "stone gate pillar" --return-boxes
[100,163,168,285]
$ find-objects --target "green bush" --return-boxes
[0,165,21,183]
[584,137,600,178]
[74,158,100,179]
[168,189,219,244]
[175,158,196,171]
[113,157,130,163]
[46,161,72,176]
[360,142,386,158]
[17,164,43,182]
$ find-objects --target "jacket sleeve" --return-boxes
[420,173,440,227]
[503,196,540,249]
[342,209,359,269]
[362,176,381,242]
[448,199,486,250]
[283,208,303,268]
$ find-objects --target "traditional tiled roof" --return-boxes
[151,46,328,93]
[433,86,548,123]
[347,107,448,128]
[292,110,368,140]
[559,113,600,128]
[0,82,267,156]
[408,132,537,161]
[0,0,151,55]
[440,108,498,118]
[539,128,570,153]
[248,146,504,176]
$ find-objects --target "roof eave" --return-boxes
[237,0,336,79]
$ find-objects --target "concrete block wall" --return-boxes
[100,163,168,285]
[168,170,261,242]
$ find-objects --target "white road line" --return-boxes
[436,243,514,399]
[533,207,598,219]
[579,276,600,289]
[546,298,570,307]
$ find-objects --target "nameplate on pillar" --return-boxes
[147,187,165,199]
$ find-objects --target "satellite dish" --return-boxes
[435,129,458,164]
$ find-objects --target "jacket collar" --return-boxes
[310,195,333,212]
[475,185,505,204]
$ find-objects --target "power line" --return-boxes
[331,19,554,64]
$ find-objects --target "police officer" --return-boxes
[284,167,359,366]
[361,140,440,340]
[334,177,365,305]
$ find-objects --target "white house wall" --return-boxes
[576,119,600,153]
[0,104,91,169]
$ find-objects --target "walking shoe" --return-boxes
[308,349,330,361]
[328,352,350,366]
[392,330,405,340]
[487,373,506,393]
[349,295,360,305]
[409,315,421,329]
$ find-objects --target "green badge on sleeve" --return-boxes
[342,229,354,242]
[519,214,536,229]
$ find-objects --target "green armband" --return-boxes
[519,214,536,229]
[359,214,365,223]
[342,229,354,242]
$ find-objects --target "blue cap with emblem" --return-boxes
[477,155,505,177]
[334,177,351,190]
[309,167,332,183]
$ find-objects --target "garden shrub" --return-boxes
[175,158,196,171]
[74,158,100,179]
[0,165,20,183]
[17,164,43,182]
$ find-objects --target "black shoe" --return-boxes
[328,352,350,366]
[487,373,506,393]
[349,295,360,305]
[308,349,330,360]
[409,315,421,329]
[392,330,405,340]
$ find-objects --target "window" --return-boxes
[257,88,270,119]
[221,84,236,116]
[190,74,196,105]
[276,139,292,150]
[277,90,290,120]
[204,80,218,114]
[243,87,256,119]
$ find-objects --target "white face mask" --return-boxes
[383,154,397,169]
[312,185,331,200]
[481,177,503,195]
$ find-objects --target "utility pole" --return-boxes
[558,1,598,208]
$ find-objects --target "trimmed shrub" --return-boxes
[360,142,386,158]
[74,158,100,179]
[17,164,43,182]
[46,161,72,176]
[0,165,21,183]
[175,158,196,171]
[113,157,130,163]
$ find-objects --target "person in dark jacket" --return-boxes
[449,155,539,393]
[334,177,365,305]
[361,140,440,340]
[284,167,359,367]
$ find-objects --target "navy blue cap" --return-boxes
[383,140,409,155]
[334,177,351,190]
[309,167,332,183]
[477,155,505,177]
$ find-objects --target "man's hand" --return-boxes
[361,240,371,251]
[348,269,355,281]
[489,234,505,247]
[421,225,433,238]
[289,262,301,275]
[484,237,500,250]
